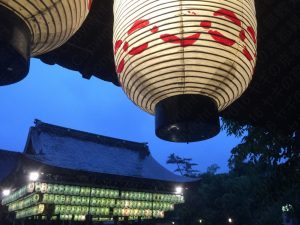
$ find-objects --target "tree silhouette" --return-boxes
[166,153,200,177]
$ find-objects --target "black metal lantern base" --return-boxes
[0,6,31,86]
[155,94,220,143]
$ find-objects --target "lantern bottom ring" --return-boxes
[155,94,220,143]
[0,6,31,86]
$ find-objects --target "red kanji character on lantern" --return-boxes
[200,8,256,62]
[114,20,151,73]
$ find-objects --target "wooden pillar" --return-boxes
[124,216,129,225]
[113,216,118,225]
[137,217,141,225]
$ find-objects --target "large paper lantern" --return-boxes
[0,0,92,85]
[113,0,257,142]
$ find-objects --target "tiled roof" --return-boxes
[24,120,195,183]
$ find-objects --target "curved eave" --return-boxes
[24,153,197,184]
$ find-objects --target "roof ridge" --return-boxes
[33,119,150,154]
[0,149,22,155]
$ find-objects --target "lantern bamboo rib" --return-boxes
[120,20,257,55]
[114,1,256,39]
[123,48,250,93]
[0,0,90,56]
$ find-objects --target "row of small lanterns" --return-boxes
[2,179,183,221]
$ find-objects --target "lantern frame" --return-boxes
[113,0,257,142]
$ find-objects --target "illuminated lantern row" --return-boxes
[42,194,116,207]
[2,183,184,221]
[1,183,34,205]
[16,204,45,219]
[113,208,164,218]
[36,183,119,198]
[74,215,86,221]
[60,215,75,221]
[116,200,174,210]
[8,194,40,212]
[121,191,183,203]
[0,0,92,85]
[54,205,110,216]
[113,0,257,142]
[34,183,183,203]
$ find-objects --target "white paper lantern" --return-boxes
[0,0,92,85]
[113,0,257,142]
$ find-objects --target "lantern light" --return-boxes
[199,219,203,224]
[228,218,233,223]
[282,204,293,212]
[2,189,11,197]
[113,0,257,142]
[175,186,183,195]
[0,0,92,85]
[29,172,40,182]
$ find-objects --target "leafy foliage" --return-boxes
[168,163,300,225]
[221,118,300,170]
[166,118,300,225]
[167,153,200,177]
[206,164,220,175]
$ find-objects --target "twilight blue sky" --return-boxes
[0,59,241,174]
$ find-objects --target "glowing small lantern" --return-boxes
[0,0,92,85]
[2,189,10,197]
[113,0,257,142]
[29,172,39,181]
[175,186,183,195]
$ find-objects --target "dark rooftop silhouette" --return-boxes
[1,120,195,183]
[0,150,21,183]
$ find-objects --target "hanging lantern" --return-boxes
[0,0,92,85]
[113,0,257,142]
